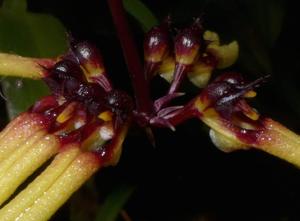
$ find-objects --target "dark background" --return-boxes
[2,0,300,220]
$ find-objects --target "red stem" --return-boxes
[168,102,199,126]
[107,0,152,114]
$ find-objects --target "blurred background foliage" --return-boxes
[1,0,300,220]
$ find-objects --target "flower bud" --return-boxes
[174,18,202,65]
[144,17,171,79]
[69,41,112,92]
[168,18,203,94]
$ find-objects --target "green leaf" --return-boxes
[1,0,27,12]
[124,0,158,32]
[0,0,67,119]
[69,179,99,221]
[94,184,135,221]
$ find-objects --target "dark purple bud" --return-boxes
[168,18,203,94]
[70,41,112,91]
[70,41,103,68]
[144,17,171,78]
[174,18,203,65]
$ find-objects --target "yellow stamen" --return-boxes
[81,122,114,151]
[98,111,113,122]
[243,109,259,121]
[56,102,77,123]
[244,91,257,98]
[83,64,106,83]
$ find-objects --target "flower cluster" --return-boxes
[0,41,132,220]
[0,16,300,221]
[144,17,238,88]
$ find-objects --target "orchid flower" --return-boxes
[0,1,299,220]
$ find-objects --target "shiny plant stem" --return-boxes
[107,0,152,115]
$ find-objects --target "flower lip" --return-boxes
[194,72,272,145]
[201,72,269,117]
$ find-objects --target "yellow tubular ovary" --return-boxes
[0,108,123,220]
[194,97,300,168]
[0,133,59,205]
[0,131,46,180]
[0,52,55,79]
[14,151,100,221]
[0,113,49,162]
[0,113,25,141]
[254,119,300,167]
[0,145,81,221]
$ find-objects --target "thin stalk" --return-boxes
[168,103,198,127]
[107,0,152,114]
